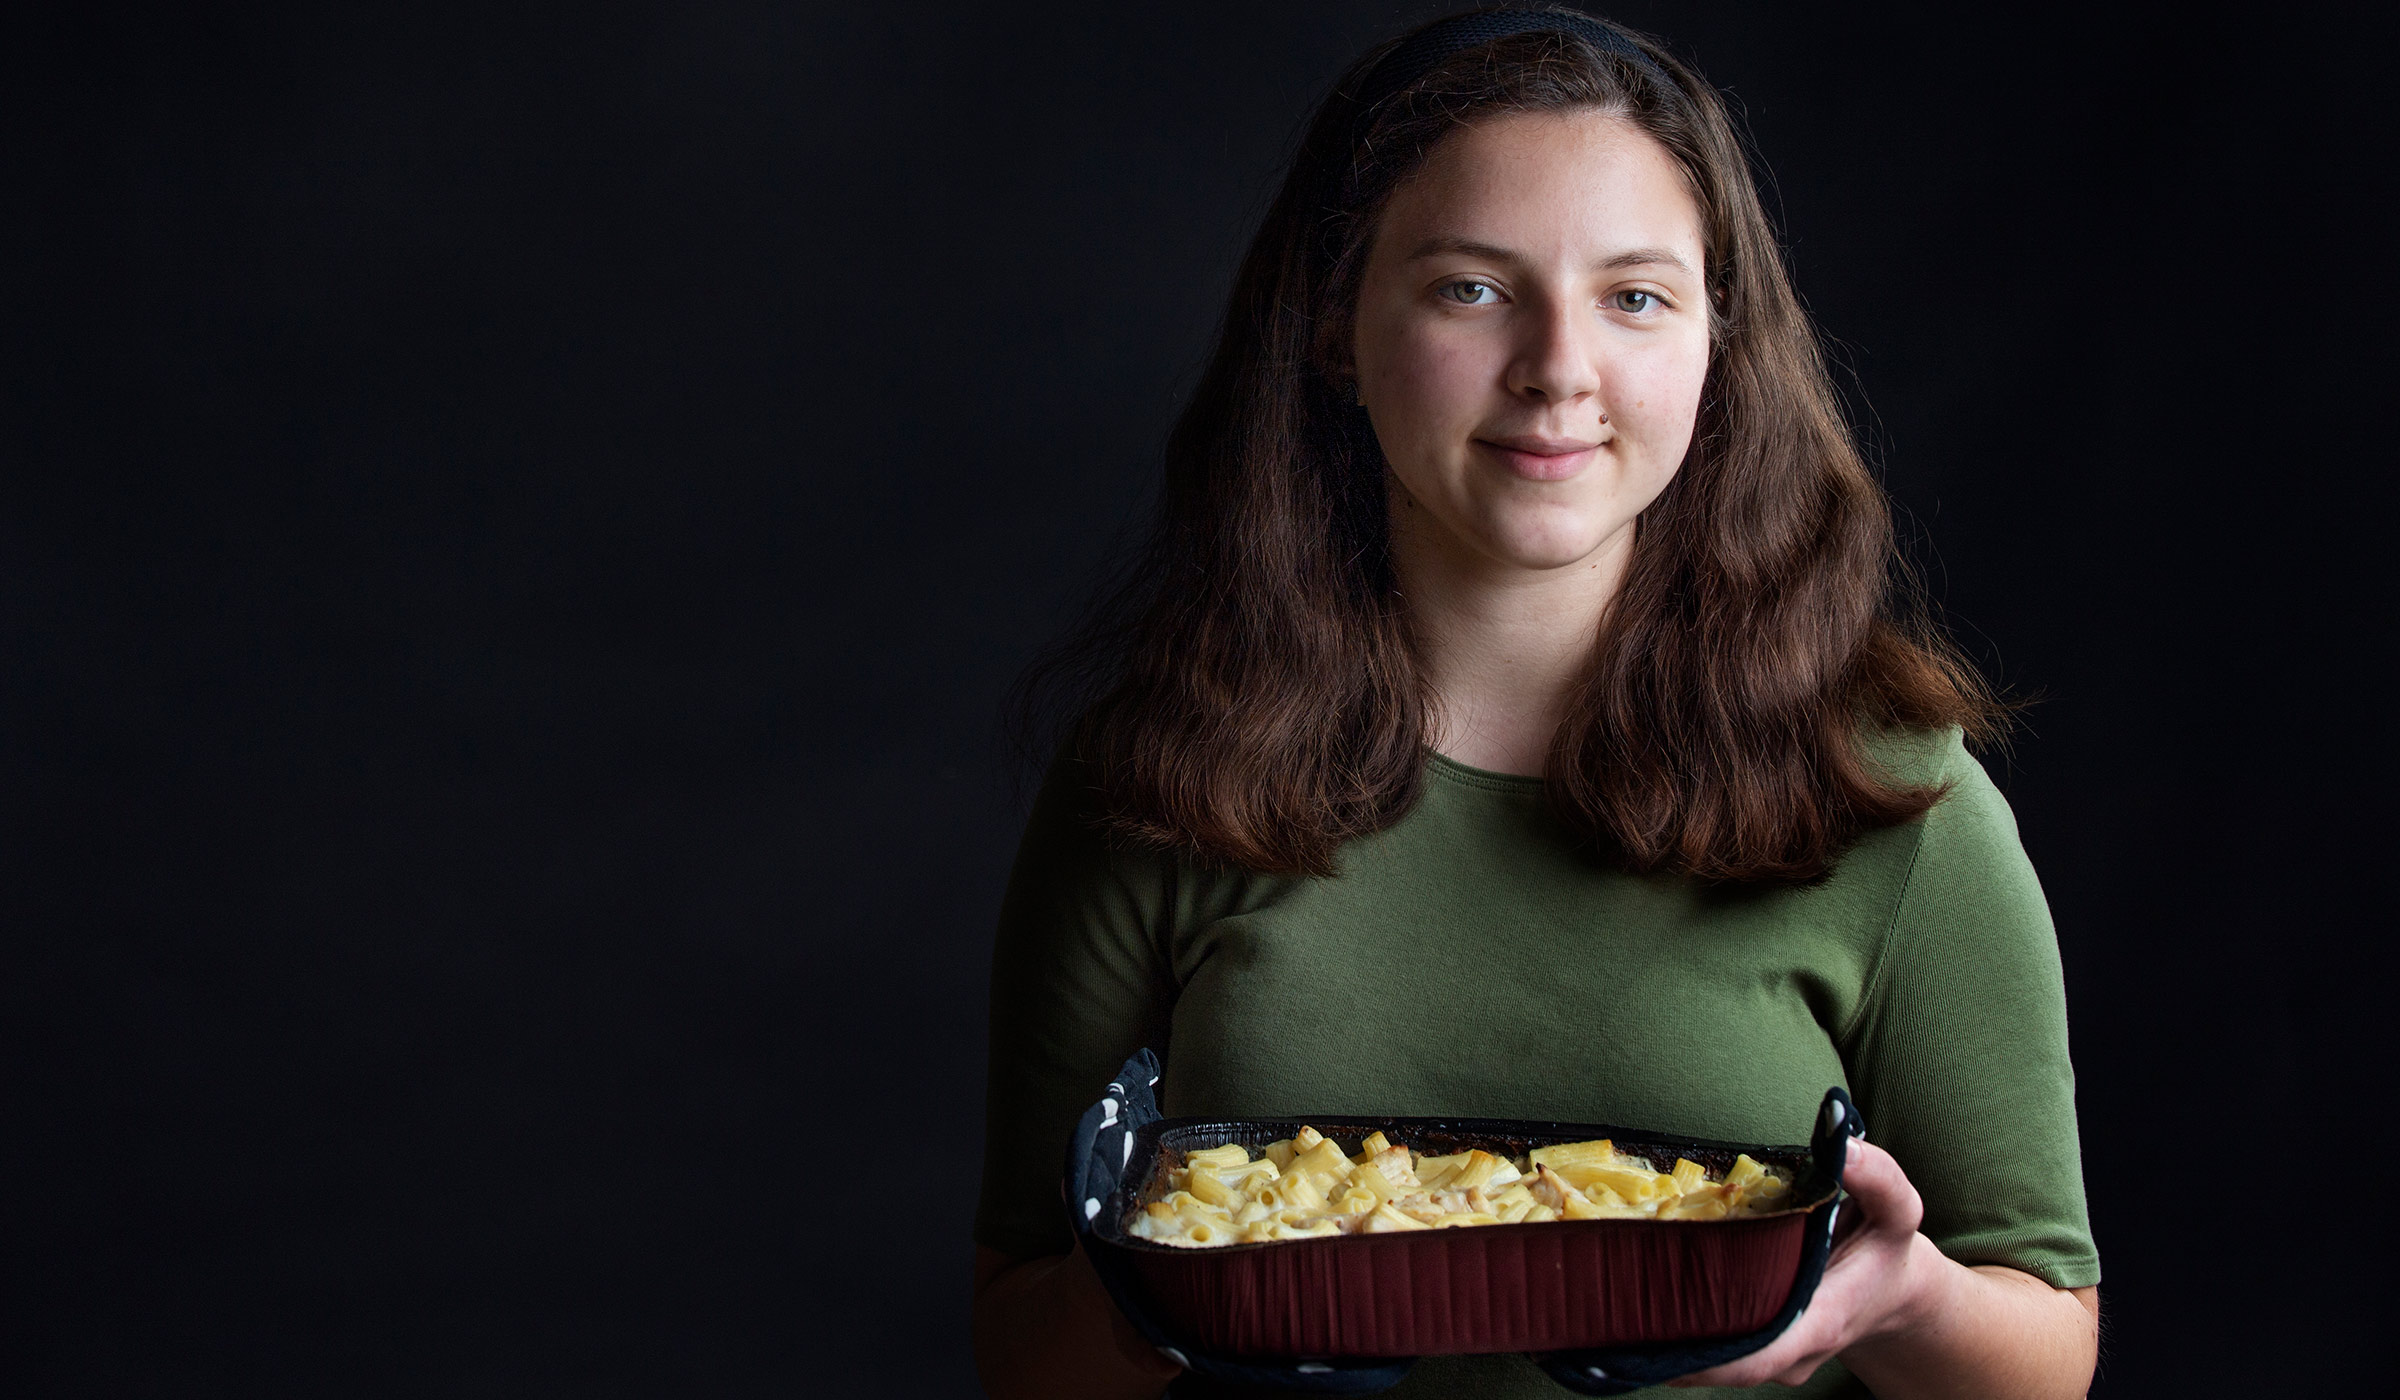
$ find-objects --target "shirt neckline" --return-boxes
[1423,748,1547,794]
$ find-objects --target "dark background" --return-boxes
[5,2,2391,1395]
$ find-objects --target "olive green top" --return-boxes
[975,729,2098,1399]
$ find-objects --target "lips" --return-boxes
[1475,433,1605,481]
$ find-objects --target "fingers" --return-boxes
[1836,1138,1924,1237]
[1679,1144,1928,1388]
[1678,1143,1931,1389]
[1667,1311,1830,1388]
[1668,1307,1847,1390]
[1773,1351,1838,1386]
[1670,1344,1834,1390]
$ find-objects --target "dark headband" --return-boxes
[1346,8,1671,126]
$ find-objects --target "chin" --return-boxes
[1512,545,1613,571]
[1478,513,1626,572]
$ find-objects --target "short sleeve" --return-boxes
[1839,736,2102,1289]
[973,758,1181,1260]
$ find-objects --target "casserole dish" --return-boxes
[1065,1050,1862,1395]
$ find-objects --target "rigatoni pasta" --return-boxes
[1127,1126,1791,1248]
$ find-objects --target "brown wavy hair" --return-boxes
[1019,6,2001,884]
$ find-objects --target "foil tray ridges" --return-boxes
[1097,1114,1827,1360]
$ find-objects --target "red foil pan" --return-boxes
[1084,1110,1839,1362]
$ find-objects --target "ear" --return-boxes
[1309,306,1367,406]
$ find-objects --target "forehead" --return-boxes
[1373,108,1704,266]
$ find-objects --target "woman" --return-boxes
[971,9,2100,1397]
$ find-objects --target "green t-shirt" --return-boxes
[975,729,2098,1399]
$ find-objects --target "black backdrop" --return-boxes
[6,3,2392,1395]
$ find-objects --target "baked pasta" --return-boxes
[1127,1127,1792,1248]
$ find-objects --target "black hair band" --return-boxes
[1346,7,1672,126]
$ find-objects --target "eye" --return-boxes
[1610,289,1662,314]
[1439,279,1501,306]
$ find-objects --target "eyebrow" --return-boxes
[1405,236,1694,275]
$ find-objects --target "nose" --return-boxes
[1505,295,1603,405]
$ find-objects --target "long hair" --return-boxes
[1018,6,2001,883]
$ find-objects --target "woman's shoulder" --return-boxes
[1013,747,1302,935]
[1844,725,2046,939]
[1824,725,2029,903]
[1013,749,1167,891]
[1872,721,2019,826]
[1855,723,2017,836]
[1857,721,1976,787]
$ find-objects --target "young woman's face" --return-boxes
[1353,109,1712,574]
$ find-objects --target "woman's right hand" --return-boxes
[972,1241,1185,1400]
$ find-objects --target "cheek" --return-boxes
[1363,322,1491,436]
[1608,341,1710,467]
[1386,338,1482,400]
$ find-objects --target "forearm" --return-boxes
[972,1245,1183,1400]
[1842,1238,2098,1400]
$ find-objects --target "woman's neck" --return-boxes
[1392,504,1634,779]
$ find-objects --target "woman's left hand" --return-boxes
[1668,1137,1935,1389]
[1667,1139,2099,1395]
